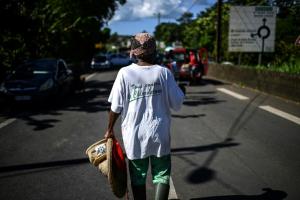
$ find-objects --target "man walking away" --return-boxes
[105,32,184,200]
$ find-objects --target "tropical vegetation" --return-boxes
[0,0,126,80]
[0,0,299,78]
[154,0,300,74]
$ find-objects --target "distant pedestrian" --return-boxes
[105,32,184,200]
[165,50,179,78]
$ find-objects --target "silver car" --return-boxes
[108,53,132,68]
[90,54,111,70]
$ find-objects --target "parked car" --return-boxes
[90,54,111,70]
[108,53,132,68]
[0,58,74,102]
[90,53,133,70]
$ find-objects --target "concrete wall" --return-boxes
[207,64,300,103]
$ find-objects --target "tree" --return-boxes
[176,12,193,24]
[172,0,299,66]
[0,0,126,71]
[154,23,181,46]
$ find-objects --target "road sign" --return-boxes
[229,6,277,52]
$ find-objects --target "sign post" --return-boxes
[228,6,276,65]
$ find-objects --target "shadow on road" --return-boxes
[171,140,239,156]
[190,188,288,200]
[172,139,239,185]
[183,96,226,106]
[186,166,215,184]
[172,114,206,118]
[172,93,272,197]
[195,78,227,87]
[186,91,216,95]
[181,77,227,106]
[20,116,61,131]
[0,158,89,174]
[180,77,226,87]
[202,78,225,85]
[0,79,115,131]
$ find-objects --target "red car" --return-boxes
[164,47,209,85]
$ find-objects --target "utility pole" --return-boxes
[216,0,222,63]
[157,12,161,25]
[157,12,161,49]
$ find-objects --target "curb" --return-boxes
[207,64,300,103]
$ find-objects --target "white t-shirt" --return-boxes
[108,63,184,160]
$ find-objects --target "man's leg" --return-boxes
[151,155,171,200]
[128,157,149,200]
[131,185,146,200]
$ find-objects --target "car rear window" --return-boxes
[10,60,56,80]
[16,60,57,72]
[173,53,185,62]
[94,56,107,62]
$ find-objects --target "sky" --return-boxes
[107,0,216,36]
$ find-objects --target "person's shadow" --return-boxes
[190,188,288,200]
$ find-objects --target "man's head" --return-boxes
[130,32,156,63]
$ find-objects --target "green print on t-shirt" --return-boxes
[129,82,162,102]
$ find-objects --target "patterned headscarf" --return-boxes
[130,33,156,57]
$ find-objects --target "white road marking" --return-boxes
[85,73,96,81]
[0,118,16,129]
[259,105,300,125]
[217,88,249,100]
[168,176,178,199]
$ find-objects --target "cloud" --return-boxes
[110,0,195,22]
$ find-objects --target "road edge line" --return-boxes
[0,118,16,129]
[168,176,178,199]
[85,73,96,81]
[259,105,300,125]
[217,88,249,100]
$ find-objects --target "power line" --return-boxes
[187,0,200,13]
[111,0,208,22]
[157,1,185,19]
[162,0,212,21]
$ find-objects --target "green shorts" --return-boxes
[129,154,171,186]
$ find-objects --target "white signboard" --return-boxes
[229,6,276,52]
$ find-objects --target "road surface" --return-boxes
[0,69,299,200]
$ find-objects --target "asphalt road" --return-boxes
[0,69,299,200]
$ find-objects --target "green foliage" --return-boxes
[275,61,300,75]
[176,12,194,24]
[181,11,216,50]
[0,0,126,71]
[154,23,181,46]
[154,0,300,75]
[240,58,300,75]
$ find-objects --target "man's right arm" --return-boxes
[104,110,120,139]
[106,70,124,139]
